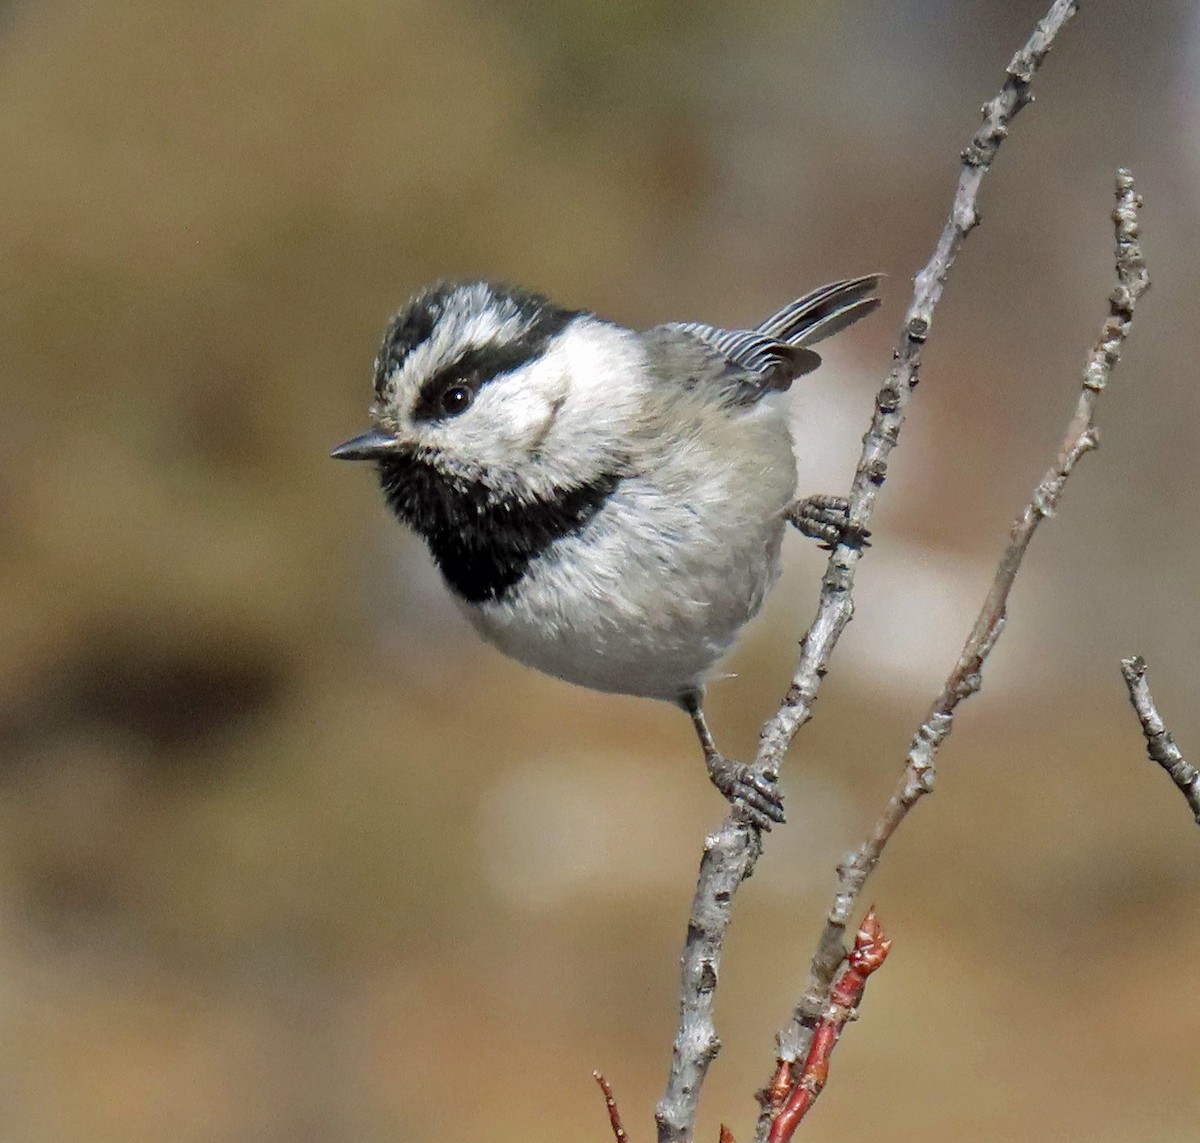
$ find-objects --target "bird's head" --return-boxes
[333,281,641,515]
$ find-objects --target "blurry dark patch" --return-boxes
[0,634,287,771]
[69,643,283,754]
[26,862,124,943]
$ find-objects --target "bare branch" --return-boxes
[1120,657,1200,826]
[778,169,1151,1072]
[756,0,1082,770]
[655,4,1081,1141]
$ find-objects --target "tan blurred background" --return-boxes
[2,0,1199,1139]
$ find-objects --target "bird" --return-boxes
[332,275,880,828]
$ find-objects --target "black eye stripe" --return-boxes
[411,339,553,422]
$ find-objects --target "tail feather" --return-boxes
[756,274,882,347]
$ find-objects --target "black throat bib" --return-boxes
[377,455,620,603]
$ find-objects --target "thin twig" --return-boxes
[595,1071,631,1143]
[776,169,1151,1073]
[656,5,1081,1141]
[1120,657,1200,826]
[766,910,891,1142]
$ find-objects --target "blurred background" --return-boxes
[2,0,1199,1139]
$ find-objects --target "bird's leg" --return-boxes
[787,494,871,551]
[680,690,785,830]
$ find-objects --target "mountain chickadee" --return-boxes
[333,275,880,829]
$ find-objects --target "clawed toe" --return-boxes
[681,690,786,830]
[705,753,786,830]
[787,494,871,550]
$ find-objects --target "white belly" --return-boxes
[466,403,798,701]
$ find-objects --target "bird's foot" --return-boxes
[704,752,786,831]
[787,494,871,551]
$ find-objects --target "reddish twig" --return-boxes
[594,1071,631,1143]
[1120,657,1200,826]
[776,169,1151,1072]
[765,910,892,1142]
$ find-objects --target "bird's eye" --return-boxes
[440,384,474,417]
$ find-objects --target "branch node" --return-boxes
[905,316,930,342]
[846,908,893,975]
[1006,56,1035,84]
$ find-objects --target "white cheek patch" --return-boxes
[462,328,644,493]
[555,320,647,429]
[530,321,648,476]
[473,373,561,440]
[432,320,649,495]
[421,358,567,483]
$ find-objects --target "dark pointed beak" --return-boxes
[330,430,403,461]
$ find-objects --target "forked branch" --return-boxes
[655,4,1081,1141]
[775,169,1151,1076]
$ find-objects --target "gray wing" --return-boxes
[654,274,882,405]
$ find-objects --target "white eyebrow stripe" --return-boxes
[387,299,527,398]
